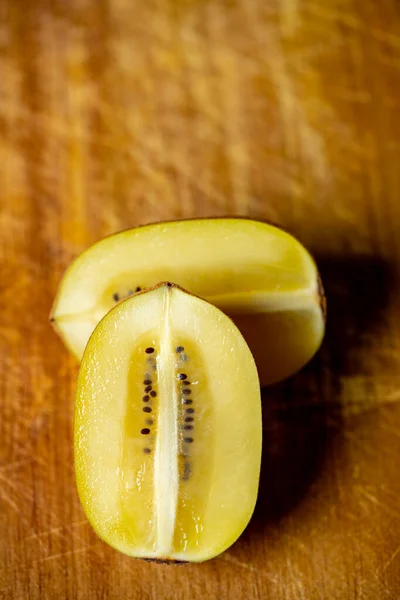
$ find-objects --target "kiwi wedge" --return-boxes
[75,283,262,562]
[52,218,325,385]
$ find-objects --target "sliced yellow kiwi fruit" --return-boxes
[52,218,325,385]
[75,283,262,562]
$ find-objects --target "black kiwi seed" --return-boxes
[185,408,195,414]
[141,428,150,435]
[185,417,194,422]
[184,425,193,431]
[142,395,150,402]
[145,385,152,393]
[182,462,191,481]
[135,286,141,292]
[145,347,155,354]
[113,293,120,302]
[184,437,194,444]
[176,346,184,353]
[182,388,191,395]
[143,448,152,454]
[143,379,152,385]
[143,406,152,413]
[177,373,187,380]
[183,399,193,405]
[183,381,191,385]
[150,390,157,398]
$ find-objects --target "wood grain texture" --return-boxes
[1,0,400,598]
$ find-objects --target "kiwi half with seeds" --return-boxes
[75,282,262,562]
[51,218,325,386]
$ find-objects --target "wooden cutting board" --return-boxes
[1,0,400,598]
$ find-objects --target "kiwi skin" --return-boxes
[317,274,327,321]
[140,558,189,565]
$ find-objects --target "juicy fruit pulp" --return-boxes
[75,283,262,562]
[52,218,325,385]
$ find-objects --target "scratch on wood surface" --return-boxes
[284,534,312,556]
[11,446,47,470]
[289,573,306,600]
[0,486,20,516]
[0,470,33,503]
[25,519,89,543]
[218,554,278,583]
[37,542,103,564]
[358,487,400,520]
[0,459,32,473]
[337,377,400,418]
[383,544,400,572]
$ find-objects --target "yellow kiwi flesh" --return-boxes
[52,218,325,385]
[75,283,262,562]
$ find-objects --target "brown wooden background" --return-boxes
[1,0,400,598]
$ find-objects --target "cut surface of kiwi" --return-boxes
[52,218,325,385]
[75,283,262,562]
